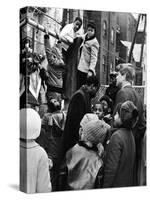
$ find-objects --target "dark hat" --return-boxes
[110,71,118,78]
[87,21,96,31]
[120,101,138,128]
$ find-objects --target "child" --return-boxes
[102,101,138,188]
[92,102,111,149]
[77,21,99,89]
[20,108,52,193]
[99,95,113,125]
[92,102,104,120]
[66,119,108,190]
[79,113,99,140]
[36,98,66,191]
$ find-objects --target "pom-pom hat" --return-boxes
[82,119,108,145]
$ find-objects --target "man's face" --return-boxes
[116,72,125,88]
[73,20,82,32]
[89,85,99,99]
[110,76,116,85]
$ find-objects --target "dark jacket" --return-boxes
[103,128,136,188]
[62,86,91,155]
[114,85,146,185]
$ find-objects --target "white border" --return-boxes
[0,0,149,200]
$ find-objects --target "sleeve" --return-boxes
[59,24,74,44]
[37,151,52,193]
[44,35,53,66]
[102,134,122,188]
[113,89,127,116]
[63,92,87,152]
[89,42,99,75]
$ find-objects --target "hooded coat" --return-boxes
[103,128,136,188]
[20,108,52,193]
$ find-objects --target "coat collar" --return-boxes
[20,139,39,149]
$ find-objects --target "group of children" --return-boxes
[20,91,139,193]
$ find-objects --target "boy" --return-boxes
[92,102,104,120]
[102,101,138,188]
[20,108,52,193]
[77,21,99,89]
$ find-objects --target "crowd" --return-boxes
[20,17,146,193]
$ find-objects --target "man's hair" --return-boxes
[86,76,100,88]
[74,17,82,25]
[117,63,135,84]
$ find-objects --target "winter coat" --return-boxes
[66,143,103,190]
[36,111,66,167]
[62,85,92,155]
[103,128,136,188]
[114,85,146,185]
[20,140,52,193]
[77,35,99,75]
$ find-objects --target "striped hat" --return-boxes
[80,113,98,128]
[82,119,108,145]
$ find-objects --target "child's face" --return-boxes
[87,27,95,38]
[113,111,122,127]
[93,104,104,119]
[101,100,109,113]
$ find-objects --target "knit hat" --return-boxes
[82,119,108,145]
[120,101,138,128]
[87,21,96,31]
[80,113,99,128]
[20,108,41,139]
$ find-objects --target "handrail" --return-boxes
[33,7,62,26]
[20,17,68,44]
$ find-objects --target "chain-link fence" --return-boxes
[92,85,146,105]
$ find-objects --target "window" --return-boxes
[103,21,107,37]
[102,55,107,72]
[110,62,113,72]
[111,28,115,44]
